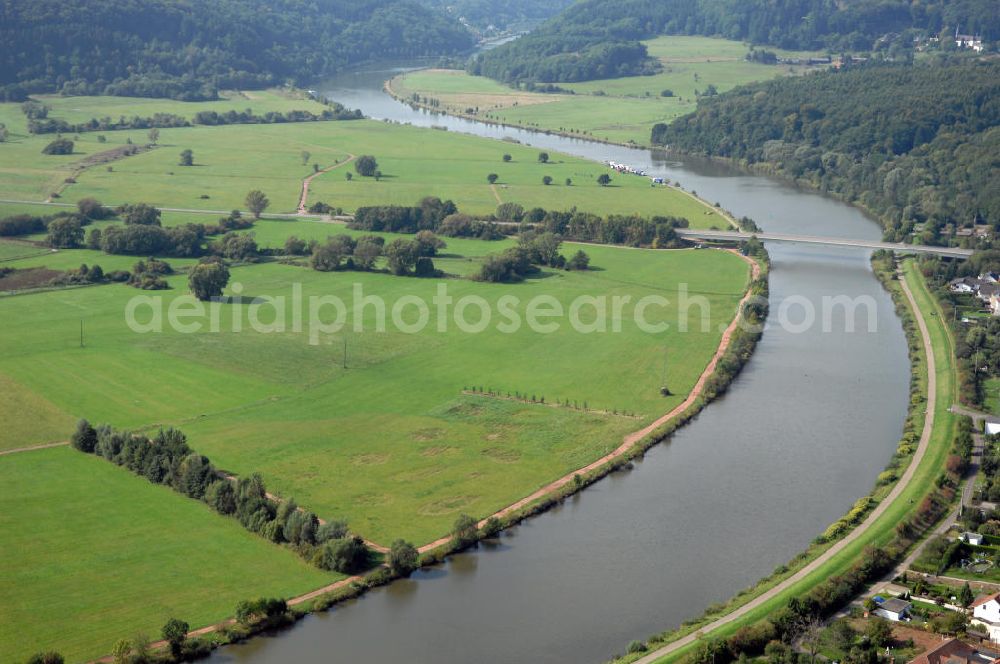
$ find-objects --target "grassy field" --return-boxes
[636,258,957,663]
[0,446,337,663]
[32,88,330,125]
[0,96,729,226]
[0,228,749,544]
[393,36,827,145]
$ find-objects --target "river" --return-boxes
[207,63,911,664]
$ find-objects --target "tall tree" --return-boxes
[245,190,269,218]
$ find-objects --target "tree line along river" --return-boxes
[205,62,911,664]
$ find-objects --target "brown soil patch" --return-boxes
[413,427,445,442]
[352,492,391,506]
[482,446,520,463]
[418,495,478,516]
[351,453,390,466]
[0,267,61,291]
[420,445,454,457]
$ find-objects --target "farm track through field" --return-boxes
[631,265,941,664]
[297,154,356,214]
[0,440,68,456]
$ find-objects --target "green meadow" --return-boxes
[394,36,827,145]
[0,446,336,664]
[0,227,749,544]
[0,93,729,226]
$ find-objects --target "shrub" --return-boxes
[388,539,419,576]
[41,138,73,154]
[452,513,479,548]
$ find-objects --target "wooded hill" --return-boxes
[0,0,475,101]
[470,0,998,84]
[651,60,1000,244]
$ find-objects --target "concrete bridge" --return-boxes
[678,229,975,258]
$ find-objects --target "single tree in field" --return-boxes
[565,178,572,186]
[542,175,553,185]
[388,539,419,576]
[487,173,499,184]
[245,190,269,218]
[566,250,590,270]
[452,513,479,548]
[597,173,611,186]
[188,259,230,301]
[161,618,189,659]
[301,150,311,165]
[537,152,549,163]
[345,172,353,181]
[147,127,159,145]
[355,154,378,177]
[502,153,512,162]
[374,170,382,181]
[179,149,194,166]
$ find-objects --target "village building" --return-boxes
[908,638,1000,664]
[972,593,1000,641]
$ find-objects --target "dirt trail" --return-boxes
[631,265,941,664]
[0,440,68,456]
[417,250,760,553]
[490,183,502,204]
[297,154,356,214]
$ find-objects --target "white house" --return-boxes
[951,278,979,294]
[956,35,984,52]
[964,532,986,546]
[874,597,911,622]
[973,593,1000,641]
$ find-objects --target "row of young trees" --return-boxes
[69,420,375,574]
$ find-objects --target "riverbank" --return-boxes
[615,254,958,664]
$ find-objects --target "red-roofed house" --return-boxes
[973,593,1000,641]
[908,638,999,664]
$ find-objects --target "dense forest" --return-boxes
[652,60,1000,244]
[0,0,475,101]
[417,0,573,34]
[471,0,998,84]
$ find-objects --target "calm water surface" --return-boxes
[207,63,910,664]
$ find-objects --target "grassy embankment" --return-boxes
[0,91,728,226]
[390,36,827,146]
[0,446,337,663]
[606,258,957,663]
